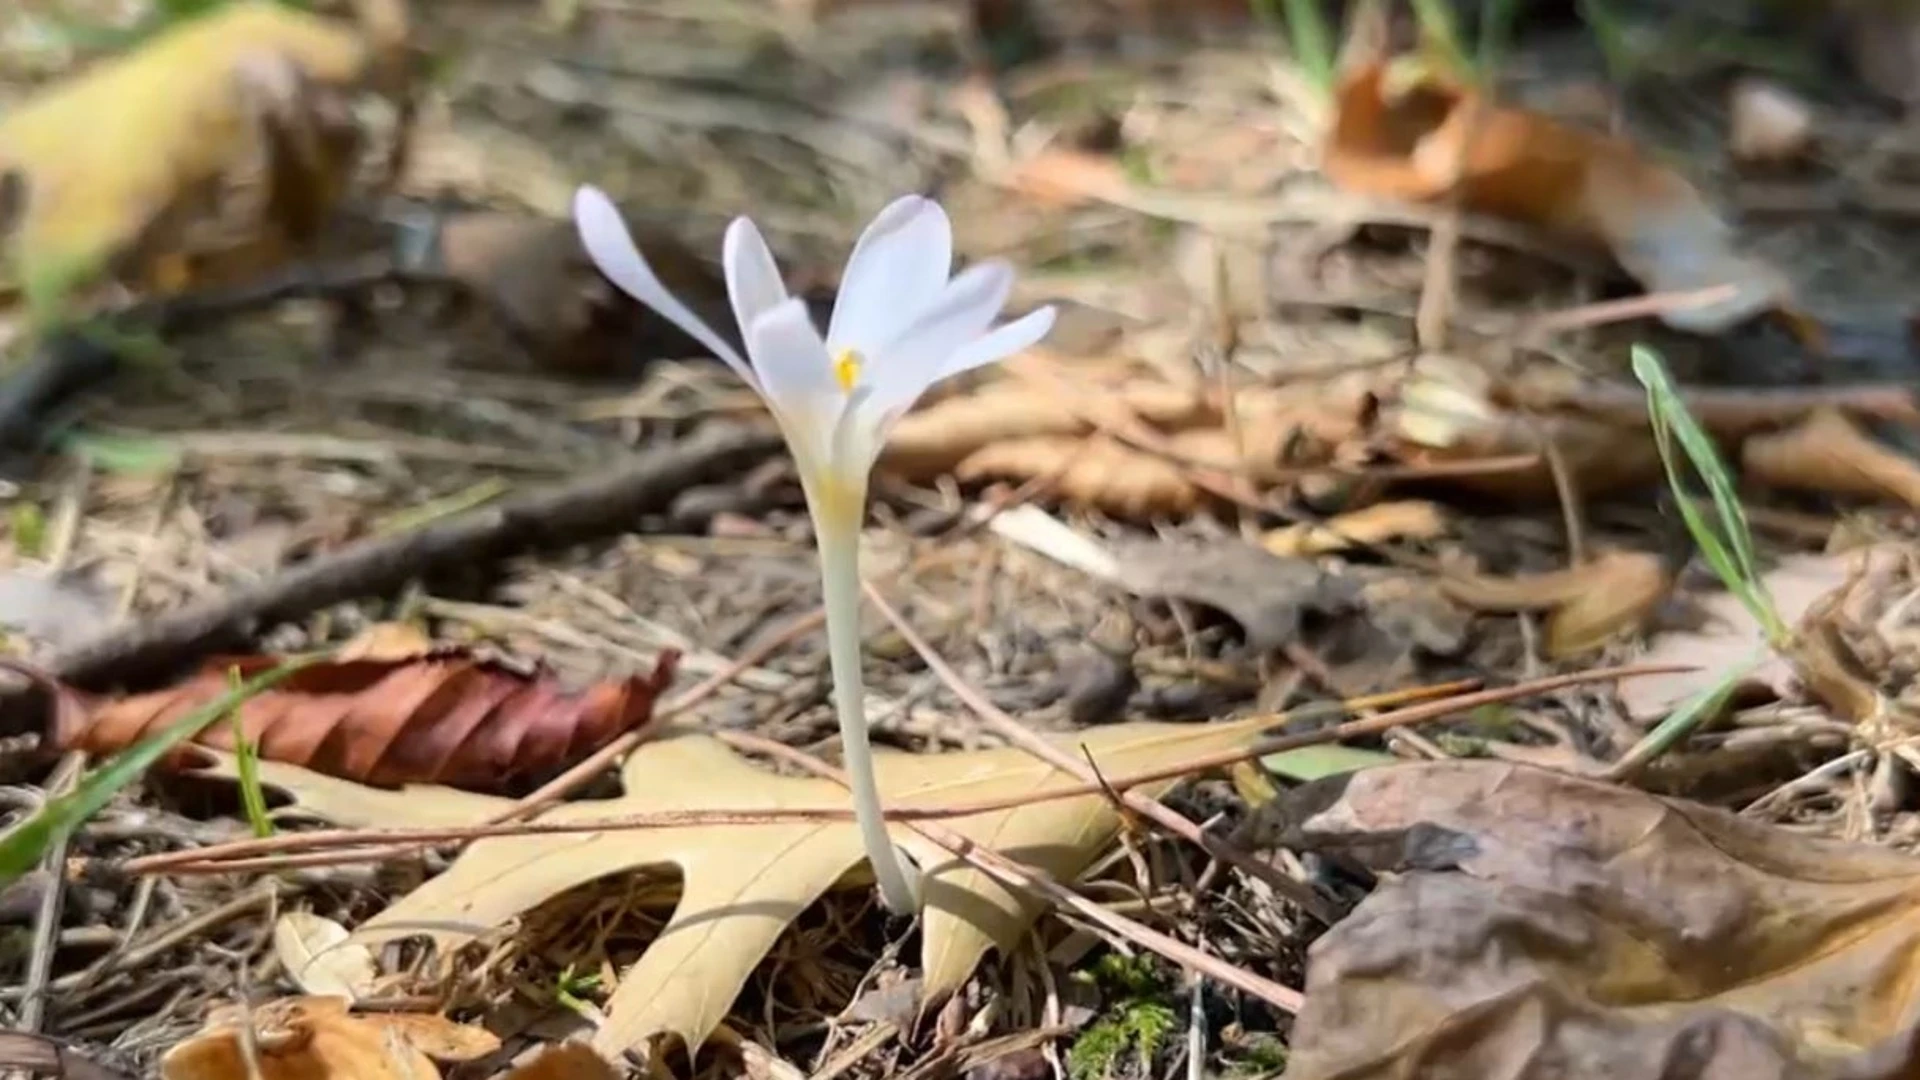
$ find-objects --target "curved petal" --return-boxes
[859,261,1014,421]
[825,195,952,355]
[723,216,789,348]
[747,297,842,473]
[574,185,754,385]
[938,304,1056,379]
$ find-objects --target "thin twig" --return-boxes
[127,666,1679,875]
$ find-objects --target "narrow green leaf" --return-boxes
[228,668,275,840]
[1263,743,1399,782]
[0,659,310,887]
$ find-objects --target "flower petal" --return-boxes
[723,216,788,349]
[938,304,1056,379]
[747,297,842,473]
[573,185,754,385]
[859,260,1014,421]
[825,195,952,355]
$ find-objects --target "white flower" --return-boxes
[573,186,1055,914]
[573,186,1056,499]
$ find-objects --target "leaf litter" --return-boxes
[5,0,1920,1078]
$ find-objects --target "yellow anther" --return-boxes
[833,349,863,393]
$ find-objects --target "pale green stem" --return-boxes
[815,512,920,914]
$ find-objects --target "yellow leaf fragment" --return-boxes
[1261,501,1448,558]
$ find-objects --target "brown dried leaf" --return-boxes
[220,720,1272,1059]
[1439,549,1670,659]
[883,376,1212,480]
[1325,56,1782,332]
[160,997,496,1080]
[1256,761,1920,1080]
[1742,408,1920,510]
[957,435,1202,518]
[1261,500,1449,558]
[54,647,678,792]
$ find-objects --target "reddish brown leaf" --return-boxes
[51,648,677,791]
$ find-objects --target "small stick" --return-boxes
[129,666,1678,875]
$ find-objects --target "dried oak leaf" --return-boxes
[53,646,678,792]
[160,996,496,1080]
[200,718,1273,1059]
[1325,57,1783,333]
[0,1,408,301]
[1251,761,1920,1080]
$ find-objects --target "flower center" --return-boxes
[833,349,863,394]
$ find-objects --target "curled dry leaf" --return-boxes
[272,911,377,1001]
[1262,500,1448,558]
[1743,408,1920,510]
[52,645,678,792]
[209,719,1274,1058]
[0,1,410,300]
[1249,761,1920,1080]
[159,996,496,1080]
[1439,548,1670,658]
[1325,57,1783,332]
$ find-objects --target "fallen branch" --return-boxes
[49,424,780,690]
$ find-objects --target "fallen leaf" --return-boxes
[1001,146,1131,208]
[160,996,496,1080]
[1262,744,1399,783]
[1621,551,1862,721]
[1439,548,1670,659]
[0,1,408,302]
[272,911,377,1001]
[52,646,678,792]
[883,376,1211,480]
[1742,408,1920,510]
[492,1042,619,1080]
[1114,540,1360,651]
[1249,761,1920,1080]
[1324,56,1783,333]
[210,719,1272,1058]
[1261,501,1449,558]
[958,435,1202,518]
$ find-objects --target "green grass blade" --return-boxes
[0,659,310,886]
[1254,0,1336,96]
[227,668,275,840]
[1631,345,1787,644]
[1608,656,1756,778]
